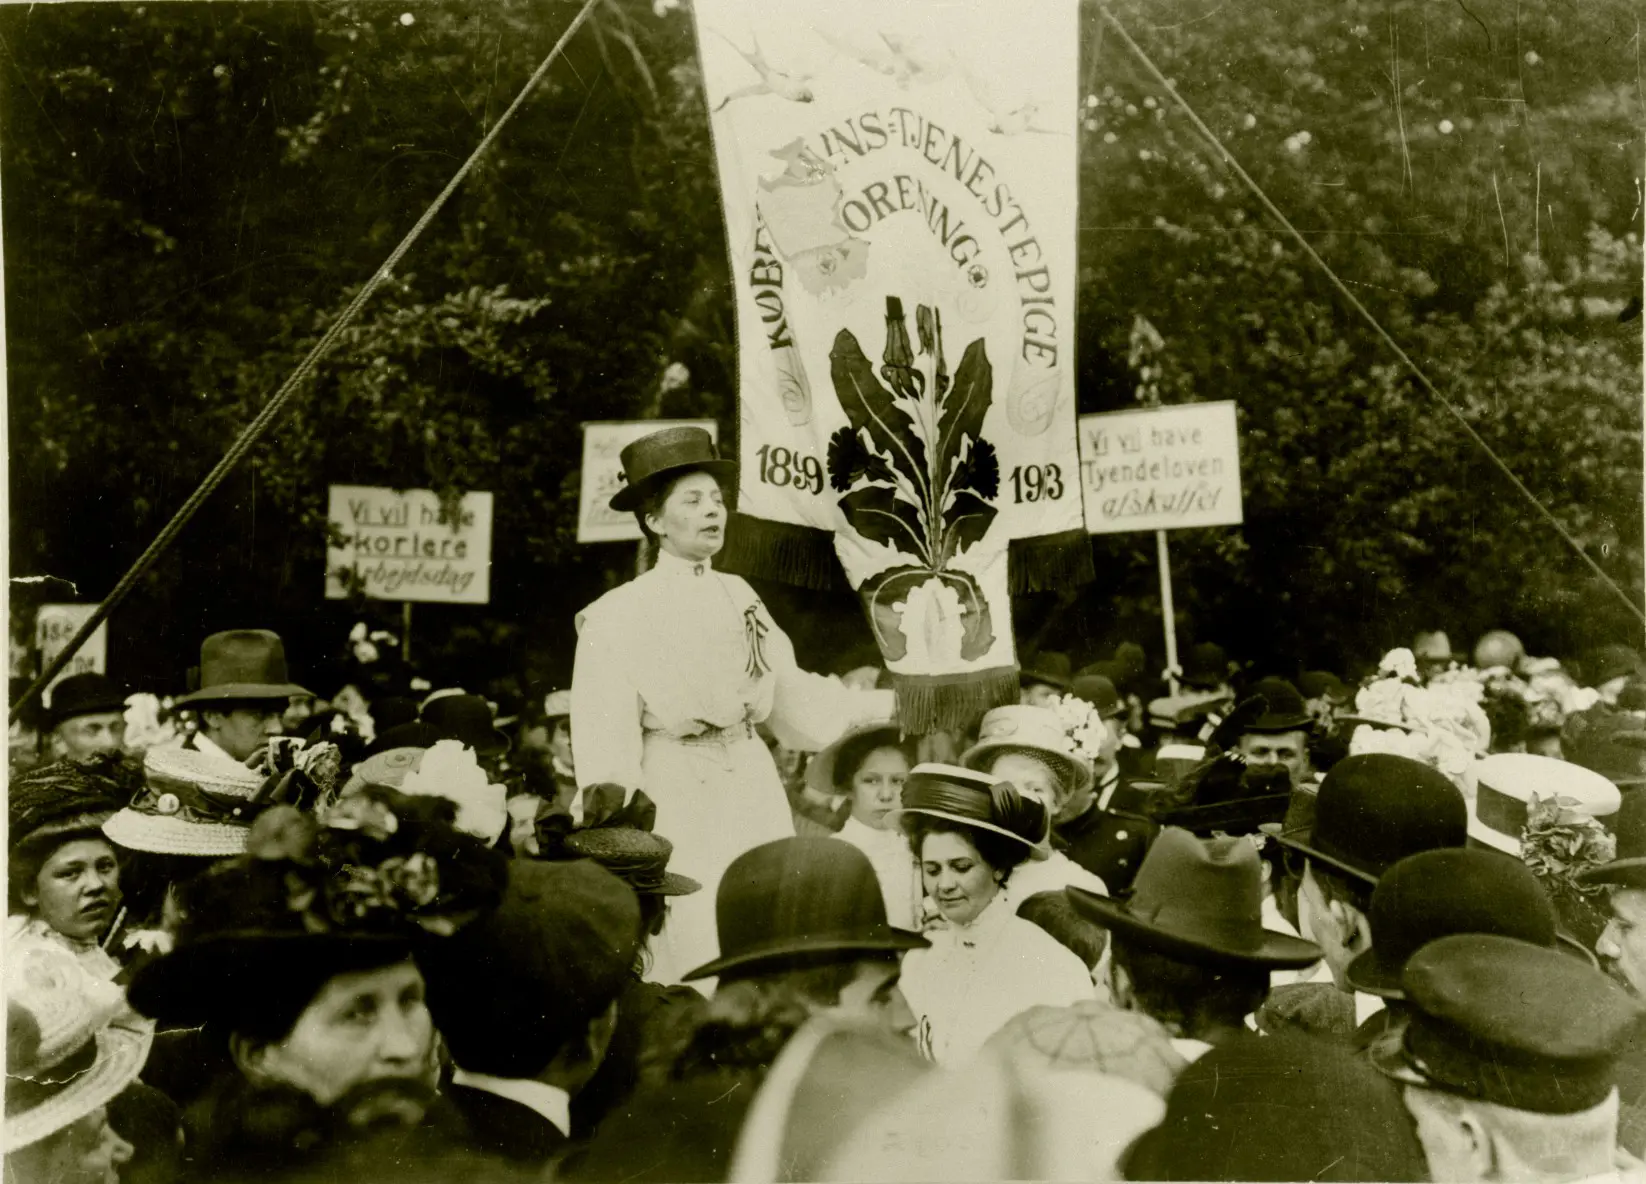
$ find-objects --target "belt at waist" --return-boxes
[646,719,757,745]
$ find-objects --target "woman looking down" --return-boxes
[572,427,896,984]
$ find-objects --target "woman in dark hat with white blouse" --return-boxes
[572,426,896,984]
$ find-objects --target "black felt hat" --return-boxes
[608,426,736,513]
[1577,790,1646,889]
[1157,757,1292,836]
[1239,678,1312,733]
[418,694,510,757]
[1270,753,1467,885]
[1018,651,1072,691]
[44,673,129,730]
[682,838,928,982]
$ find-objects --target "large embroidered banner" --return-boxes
[693,0,1089,730]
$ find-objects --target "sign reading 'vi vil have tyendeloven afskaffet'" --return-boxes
[325,485,493,604]
[1078,402,1244,535]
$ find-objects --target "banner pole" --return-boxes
[402,601,412,665]
[1156,529,1180,697]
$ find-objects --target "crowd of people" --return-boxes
[9,425,1646,1182]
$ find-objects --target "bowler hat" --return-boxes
[1298,670,1351,704]
[1019,651,1072,690]
[418,694,510,756]
[1239,677,1312,733]
[1577,790,1646,889]
[1070,828,1322,968]
[1345,848,1591,998]
[1123,1033,1429,1182]
[421,860,640,1077]
[682,838,928,982]
[1373,933,1644,1114]
[44,673,129,730]
[1468,752,1618,855]
[173,630,311,706]
[1070,674,1126,721]
[1180,642,1230,690]
[961,706,1094,798]
[1271,753,1466,884]
[608,426,736,513]
[890,764,1052,857]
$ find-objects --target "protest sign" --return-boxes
[36,604,109,695]
[578,420,719,543]
[326,485,493,604]
[1079,402,1243,535]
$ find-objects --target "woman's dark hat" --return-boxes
[1346,848,1594,999]
[174,630,311,706]
[536,784,701,896]
[1577,790,1646,889]
[416,694,510,757]
[1018,651,1072,691]
[9,754,139,852]
[1238,678,1312,734]
[682,838,928,982]
[1270,753,1467,885]
[1372,933,1644,1116]
[608,426,736,513]
[1070,828,1322,969]
[1123,1032,1430,1183]
[44,673,129,730]
[889,763,1052,858]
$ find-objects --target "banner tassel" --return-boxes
[717,513,844,591]
[892,667,1021,735]
[1009,529,1096,594]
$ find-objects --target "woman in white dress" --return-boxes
[894,765,1094,1065]
[572,427,896,984]
[808,725,919,929]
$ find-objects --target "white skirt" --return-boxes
[641,731,796,985]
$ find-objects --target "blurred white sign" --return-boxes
[578,420,719,543]
[326,485,493,603]
[1079,402,1243,535]
[36,604,108,696]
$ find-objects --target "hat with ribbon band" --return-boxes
[609,426,737,513]
[961,706,1094,799]
[102,748,267,857]
[888,764,1051,859]
[535,784,701,897]
[1468,753,1619,856]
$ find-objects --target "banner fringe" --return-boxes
[892,667,1020,735]
[1008,529,1096,593]
[717,513,844,591]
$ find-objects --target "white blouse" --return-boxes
[571,550,895,787]
[836,816,920,931]
[900,893,1095,1065]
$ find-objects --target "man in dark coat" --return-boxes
[420,860,641,1169]
[1048,673,1158,894]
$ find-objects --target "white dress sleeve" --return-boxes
[761,615,897,752]
[570,600,646,791]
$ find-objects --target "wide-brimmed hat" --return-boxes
[128,794,507,1027]
[563,828,701,896]
[173,630,311,706]
[102,747,267,857]
[1578,791,1646,889]
[1019,651,1072,691]
[418,694,510,757]
[43,673,129,730]
[608,425,737,513]
[805,723,912,798]
[1270,753,1467,885]
[888,764,1052,859]
[1157,757,1292,836]
[1346,847,1594,999]
[1372,933,1644,1115]
[1070,828,1321,968]
[1238,677,1312,734]
[960,706,1094,798]
[1468,752,1619,855]
[683,838,928,981]
[4,944,152,1153]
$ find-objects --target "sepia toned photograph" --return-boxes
[3,0,1644,1179]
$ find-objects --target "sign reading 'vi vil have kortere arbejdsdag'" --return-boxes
[326,485,493,604]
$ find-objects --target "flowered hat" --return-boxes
[5,943,151,1153]
[126,789,507,1028]
[341,740,508,845]
[1468,753,1619,856]
[960,705,1095,798]
[102,747,267,857]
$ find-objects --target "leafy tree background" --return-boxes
[4,0,1641,707]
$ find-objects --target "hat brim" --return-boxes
[47,697,132,727]
[1,1023,153,1153]
[806,725,908,798]
[1242,714,1314,734]
[1346,932,1597,1000]
[1577,857,1646,888]
[1465,812,1521,856]
[102,809,249,857]
[657,871,703,896]
[1268,826,1381,886]
[1157,794,1292,835]
[608,458,738,512]
[174,682,312,706]
[959,738,1094,796]
[682,928,930,983]
[884,807,1051,861]
[1337,715,1418,734]
[128,931,412,1025]
[1068,887,1323,969]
